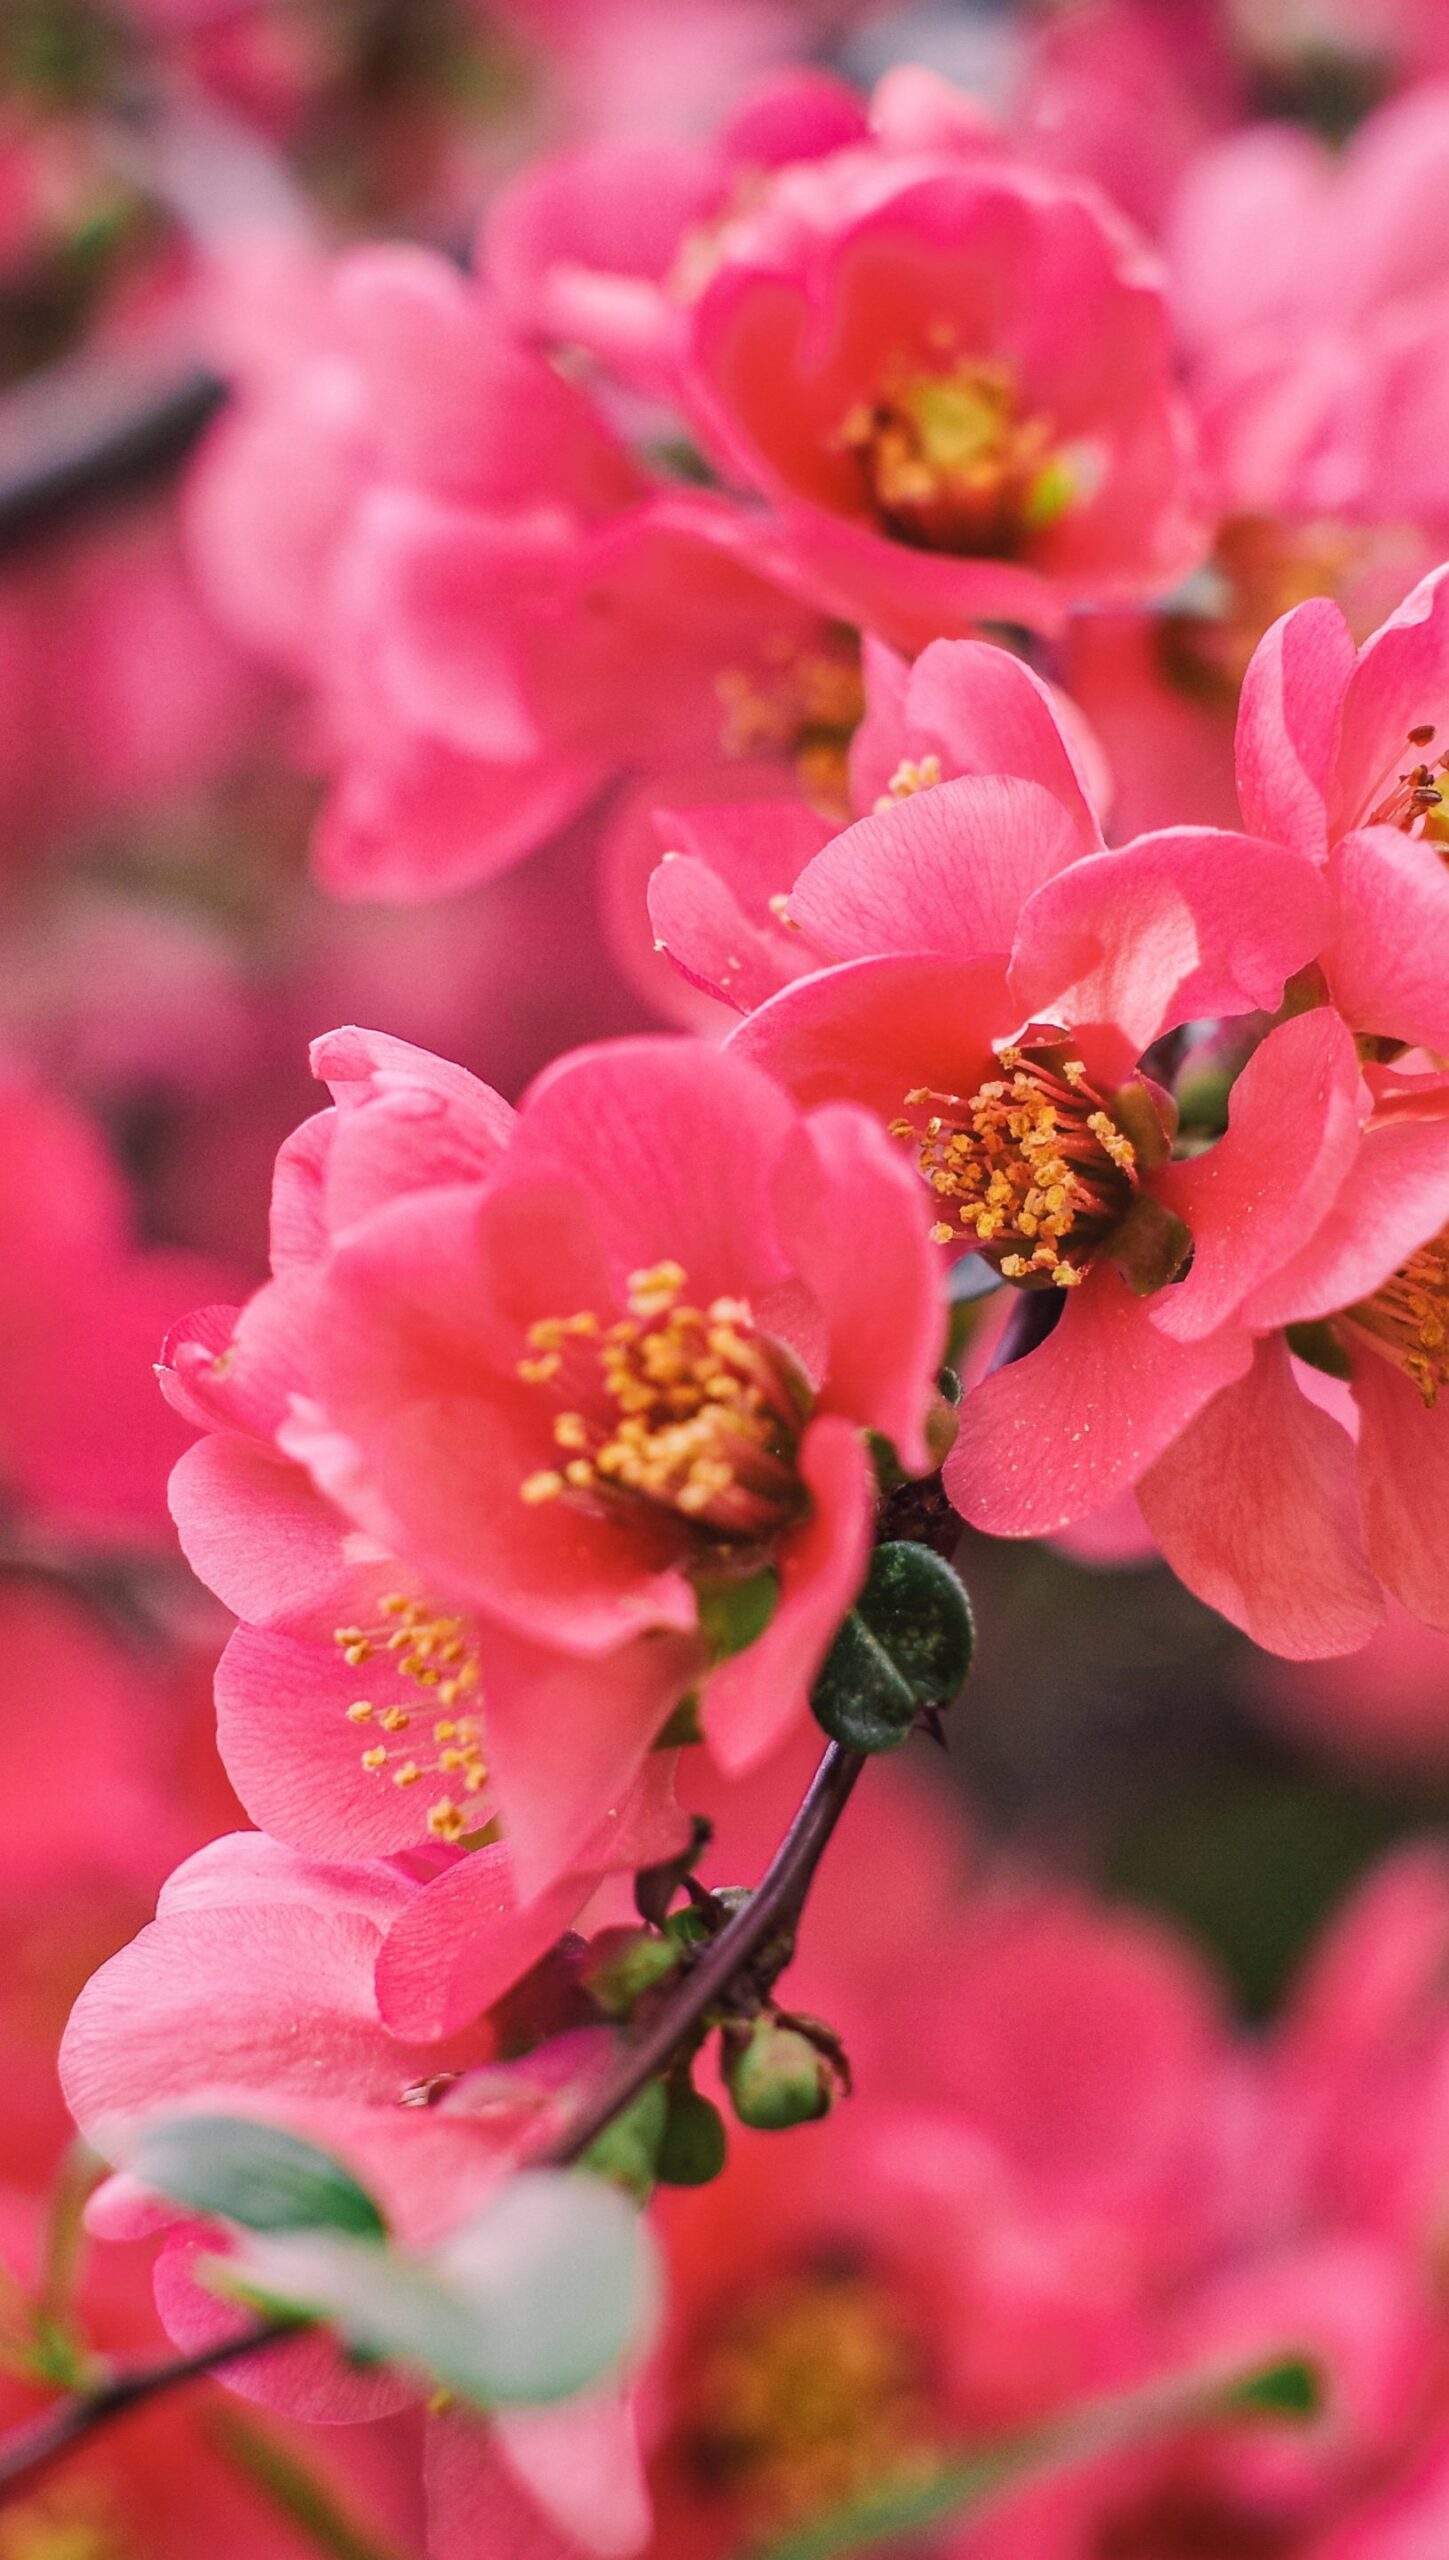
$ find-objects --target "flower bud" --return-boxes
[579,2080,668,2200]
[724,2020,838,2131]
[656,2079,729,2186]
[582,1927,682,2020]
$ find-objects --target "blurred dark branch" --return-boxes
[0,348,223,553]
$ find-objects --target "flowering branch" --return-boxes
[0,1743,863,2504]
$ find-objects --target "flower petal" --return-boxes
[1138,1342,1384,1657]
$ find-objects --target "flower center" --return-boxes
[891,1037,1139,1285]
[1364,724,1449,844]
[1342,1226,1449,1406]
[333,1593,488,1843]
[716,635,864,818]
[679,2262,940,2533]
[518,1263,807,1547]
[839,356,1073,557]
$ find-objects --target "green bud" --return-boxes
[582,1927,682,2020]
[579,2080,668,2201]
[656,2081,728,2186]
[811,1541,974,1753]
[724,2020,837,2132]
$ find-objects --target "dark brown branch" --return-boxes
[0,2316,297,2494]
[546,1739,864,2163]
[0,1744,863,2504]
[0,348,223,555]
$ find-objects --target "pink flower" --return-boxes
[646,632,1109,1021]
[166,1027,944,1893]
[679,151,1205,646]
[61,1828,652,2551]
[189,241,857,901]
[713,756,1329,1546]
[484,66,871,393]
[1101,569,1449,1657]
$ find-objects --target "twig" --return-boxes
[545,1740,864,2163]
[0,2316,298,2493]
[0,1744,863,2502]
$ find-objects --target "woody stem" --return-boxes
[0,1744,863,2503]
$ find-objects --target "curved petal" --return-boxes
[1010,833,1331,1082]
[1324,826,1449,1054]
[1333,562,1449,838]
[789,776,1084,965]
[516,1038,799,1308]
[1235,598,1354,858]
[375,1848,590,2041]
[892,637,1104,849]
[772,1104,943,1471]
[1138,1342,1383,1658]
[473,1621,701,1900]
[944,1264,1254,1538]
[1244,1108,1449,1331]
[1150,1010,1364,1343]
[1354,1350,1449,1633]
[728,952,1018,1123]
[702,1411,873,1772]
[169,1434,379,1631]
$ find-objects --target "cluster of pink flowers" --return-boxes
[17,3,1449,2554]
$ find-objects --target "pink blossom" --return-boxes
[188,240,857,900]
[1106,571,1449,1656]
[164,1026,943,1893]
[678,150,1205,646]
[712,762,1329,1546]
[646,632,1109,1021]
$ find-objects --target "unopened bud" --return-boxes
[724,2020,838,2132]
[582,1927,682,2020]
[656,2080,728,2186]
[579,2080,668,2201]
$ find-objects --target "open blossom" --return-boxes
[644,633,1110,1023]
[677,147,1205,648]
[165,1026,943,1894]
[188,239,861,900]
[1097,567,1449,1658]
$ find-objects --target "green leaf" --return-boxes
[210,2170,658,2411]
[759,2353,1324,2560]
[129,2116,387,2240]
[696,1567,779,1662]
[810,1542,974,1752]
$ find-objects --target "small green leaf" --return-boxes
[1223,2355,1323,2420]
[810,1543,974,1752]
[130,2117,387,2240]
[210,2170,658,2411]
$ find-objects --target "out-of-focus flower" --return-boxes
[0,1070,236,1552]
[679,147,1205,647]
[188,239,859,899]
[164,1025,943,1894]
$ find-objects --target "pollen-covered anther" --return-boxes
[874,753,942,811]
[333,1595,487,1842]
[839,354,1073,557]
[891,1038,1139,1287]
[516,1265,804,1542]
[1346,1229,1449,1406]
[1365,729,1449,844]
